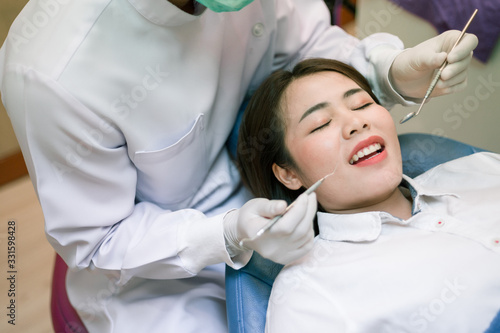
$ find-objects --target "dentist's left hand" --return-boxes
[389,30,478,99]
[223,193,317,265]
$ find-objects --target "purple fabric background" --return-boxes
[388,0,500,63]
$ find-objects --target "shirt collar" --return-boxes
[127,0,206,27]
[401,174,458,214]
[317,174,456,242]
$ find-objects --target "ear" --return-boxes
[272,163,303,190]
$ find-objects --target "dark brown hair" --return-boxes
[236,58,380,204]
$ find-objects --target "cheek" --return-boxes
[374,107,397,133]
[286,135,341,190]
[303,140,336,161]
[370,107,401,159]
[295,137,339,175]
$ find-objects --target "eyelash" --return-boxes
[310,103,373,133]
[353,102,373,111]
[311,120,332,133]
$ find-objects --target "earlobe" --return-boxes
[272,163,303,190]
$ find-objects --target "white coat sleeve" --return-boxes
[1,65,239,284]
[272,0,410,109]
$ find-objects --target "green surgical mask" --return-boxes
[196,0,254,12]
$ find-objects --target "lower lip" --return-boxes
[352,149,388,167]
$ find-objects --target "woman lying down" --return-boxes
[236,58,500,333]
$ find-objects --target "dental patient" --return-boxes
[236,58,500,332]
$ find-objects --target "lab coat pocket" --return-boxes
[133,114,209,207]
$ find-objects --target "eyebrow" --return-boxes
[343,88,363,99]
[298,88,363,123]
[299,102,329,123]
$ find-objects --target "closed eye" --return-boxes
[353,102,373,111]
[311,119,332,133]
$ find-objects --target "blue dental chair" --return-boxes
[226,115,488,332]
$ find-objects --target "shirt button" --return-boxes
[436,220,445,228]
[252,23,265,37]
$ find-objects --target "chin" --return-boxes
[379,166,403,187]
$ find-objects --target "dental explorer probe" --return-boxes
[399,9,478,124]
[239,162,339,247]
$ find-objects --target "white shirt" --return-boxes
[266,152,500,333]
[0,0,409,331]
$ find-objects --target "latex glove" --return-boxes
[224,193,317,265]
[390,30,478,99]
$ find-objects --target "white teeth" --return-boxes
[349,143,382,165]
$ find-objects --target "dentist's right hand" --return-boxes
[223,192,317,265]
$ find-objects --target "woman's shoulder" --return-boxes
[414,152,500,191]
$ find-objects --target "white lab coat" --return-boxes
[0,0,409,331]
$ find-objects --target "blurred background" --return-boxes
[0,0,29,186]
[0,0,498,332]
[1,3,54,333]
[357,0,500,154]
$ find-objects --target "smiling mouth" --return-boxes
[349,143,384,165]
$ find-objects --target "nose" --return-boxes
[342,113,370,139]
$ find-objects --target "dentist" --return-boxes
[0,0,477,331]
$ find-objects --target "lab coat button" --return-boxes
[436,220,445,228]
[492,238,500,247]
[252,23,265,37]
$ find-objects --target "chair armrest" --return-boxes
[226,253,283,333]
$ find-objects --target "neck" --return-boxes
[169,0,195,14]
[330,187,413,220]
[382,188,413,220]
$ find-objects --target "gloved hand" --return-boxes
[223,193,317,265]
[390,30,478,99]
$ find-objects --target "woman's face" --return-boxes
[274,71,403,214]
